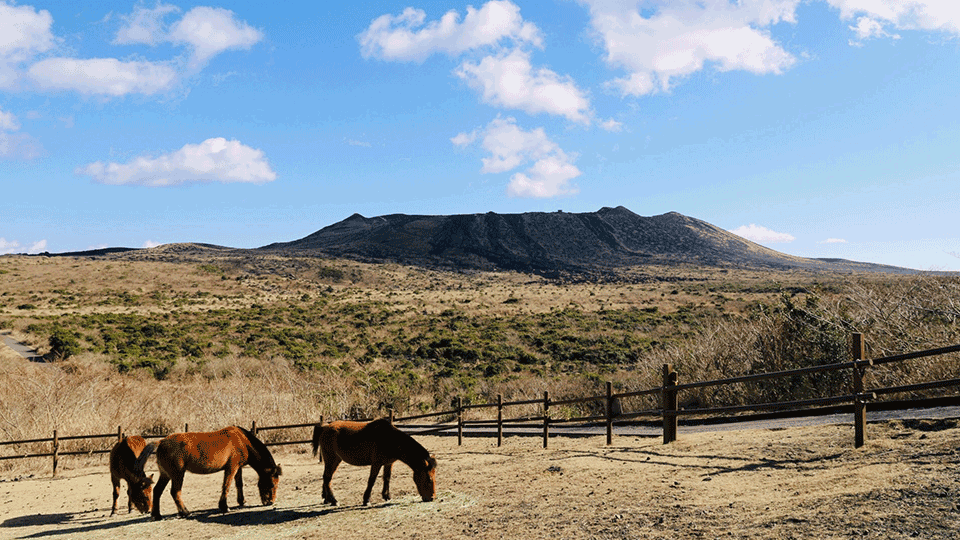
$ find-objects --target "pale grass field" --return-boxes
[1,420,958,539]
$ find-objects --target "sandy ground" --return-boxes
[2,420,959,540]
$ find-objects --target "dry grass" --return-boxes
[2,252,959,479]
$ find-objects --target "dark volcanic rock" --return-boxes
[258,207,911,275]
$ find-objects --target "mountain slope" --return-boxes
[259,207,910,275]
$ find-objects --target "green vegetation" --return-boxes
[2,253,958,434]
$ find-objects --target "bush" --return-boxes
[48,328,81,360]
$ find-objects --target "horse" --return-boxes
[151,425,282,520]
[311,418,436,506]
[109,436,155,516]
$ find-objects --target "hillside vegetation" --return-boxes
[1,251,958,467]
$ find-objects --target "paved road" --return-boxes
[0,331,42,361]
[407,405,960,439]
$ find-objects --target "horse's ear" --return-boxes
[274,465,283,477]
[148,474,154,481]
[426,456,437,471]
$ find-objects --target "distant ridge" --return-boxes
[259,207,913,276]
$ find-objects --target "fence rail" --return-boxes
[3,333,960,476]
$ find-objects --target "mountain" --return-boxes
[259,207,911,276]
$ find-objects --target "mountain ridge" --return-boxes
[258,207,914,276]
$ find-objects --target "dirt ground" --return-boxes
[2,420,959,540]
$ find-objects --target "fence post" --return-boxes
[852,333,869,448]
[542,391,550,449]
[662,364,678,444]
[251,421,257,436]
[118,426,122,442]
[497,394,503,447]
[605,381,613,446]
[52,430,59,477]
[457,397,463,446]
[388,408,394,424]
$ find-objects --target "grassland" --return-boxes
[1,249,959,470]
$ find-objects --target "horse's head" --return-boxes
[413,456,437,502]
[129,474,154,514]
[257,465,283,505]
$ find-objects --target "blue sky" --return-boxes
[1,1,958,271]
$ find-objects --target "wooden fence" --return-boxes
[3,333,960,476]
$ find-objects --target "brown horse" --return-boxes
[311,418,436,506]
[151,425,282,520]
[109,436,155,516]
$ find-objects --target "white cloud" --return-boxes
[346,139,372,148]
[169,6,264,70]
[28,57,178,96]
[455,117,580,198]
[358,0,542,62]
[848,16,900,45]
[455,48,592,124]
[114,2,180,46]
[506,151,581,198]
[142,240,162,248]
[600,118,623,132]
[0,131,41,160]
[821,238,848,244]
[451,130,477,147]
[0,237,20,254]
[77,137,277,187]
[0,106,40,159]
[0,237,45,254]
[0,107,18,131]
[579,0,799,96]
[28,239,46,253]
[827,0,960,38]
[15,4,261,97]
[0,1,55,89]
[730,224,796,244]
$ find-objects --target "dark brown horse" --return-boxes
[151,425,282,520]
[109,436,155,516]
[311,418,436,506]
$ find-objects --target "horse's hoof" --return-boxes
[151,514,162,521]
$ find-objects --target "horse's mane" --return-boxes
[134,442,156,476]
[386,421,432,466]
[235,426,276,469]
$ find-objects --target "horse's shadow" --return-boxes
[3,502,376,538]
[2,510,150,539]
[191,504,333,525]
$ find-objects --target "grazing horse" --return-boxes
[311,418,437,506]
[109,436,155,516]
[151,425,282,520]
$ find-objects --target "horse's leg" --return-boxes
[235,466,245,508]
[321,455,341,505]
[170,472,190,517]
[219,466,237,512]
[363,463,383,506]
[381,462,393,501]
[110,474,121,516]
[126,485,134,513]
[151,475,170,520]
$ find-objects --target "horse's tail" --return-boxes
[311,424,322,460]
[135,442,156,475]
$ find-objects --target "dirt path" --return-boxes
[2,420,959,539]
